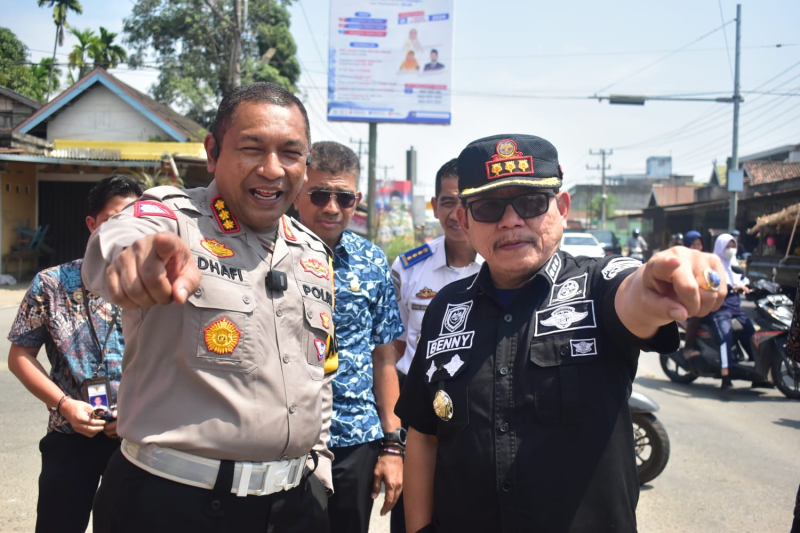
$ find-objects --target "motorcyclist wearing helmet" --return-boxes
[707,234,755,390]
[671,233,684,247]
[626,228,648,259]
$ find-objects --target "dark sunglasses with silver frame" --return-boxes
[307,189,357,209]
[467,192,556,223]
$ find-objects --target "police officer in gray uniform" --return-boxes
[83,83,337,532]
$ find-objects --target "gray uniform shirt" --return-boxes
[82,182,336,487]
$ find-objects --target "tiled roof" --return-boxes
[650,185,696,207]
[743,161,800,186]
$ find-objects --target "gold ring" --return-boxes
[699,267,721,291]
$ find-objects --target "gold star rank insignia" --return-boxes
[204,317,241,354]
[505,161,517,172]
[518,160,529,172]
[210,195,240,233]
[491,163,502,176]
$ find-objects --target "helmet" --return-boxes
[674,232,684,242]
[632,228,640,238]
[731,229,740,238]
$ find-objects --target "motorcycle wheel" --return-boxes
[771,341,800,400]
[659,353,698,383]
[632,413,670,485]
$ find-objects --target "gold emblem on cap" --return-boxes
[433,390,453,421]
[204,317,241,354]
[496,140,517,158]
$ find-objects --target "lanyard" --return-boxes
[81,285,120,376]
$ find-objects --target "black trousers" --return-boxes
[36,430,120,533]
[391,370,407,533]
[328,439,381,533]
[93,449,329,533]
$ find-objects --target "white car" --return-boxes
[560,233,606,258]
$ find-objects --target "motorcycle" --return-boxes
[630,390,670,485]
[659,279,800,400]
[628,246,646,263]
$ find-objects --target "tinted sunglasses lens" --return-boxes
[309,191,356,209]
[470,199,506,222]
[309,191,331,207]
[512,194,550,218]
[336,193,356,209]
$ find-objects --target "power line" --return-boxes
[718,0,735,83]
[594,19,735,94]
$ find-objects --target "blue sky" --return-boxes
[5,0,800,199]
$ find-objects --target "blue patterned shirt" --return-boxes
[8,259,124,433]
[330,231,404,447]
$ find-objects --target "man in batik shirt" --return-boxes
[7,176,142,532]
[293,141,404,533]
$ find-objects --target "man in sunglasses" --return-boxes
[293,141,405,533]
[395,134,726,533]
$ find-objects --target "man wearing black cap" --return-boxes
[395,134,726,533]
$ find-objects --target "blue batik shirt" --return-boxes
[8,259,124,434]
[331,230,404,448]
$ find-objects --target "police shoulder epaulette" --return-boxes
[400,243,433,269]
[142,185,190,202]
[140,186,200,217]
[283,216,331,255]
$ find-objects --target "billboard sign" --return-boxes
[328,0,454,125]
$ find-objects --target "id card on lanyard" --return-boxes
[79,285,120,407]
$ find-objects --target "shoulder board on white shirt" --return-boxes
[399,244,433,269]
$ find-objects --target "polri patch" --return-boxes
[570,338,597,357]
[314,339,327,360]
[210,196,239,233]
[133,200,177,220]
[485,139,535,181]
[535,300,596,337]
[200,238,234,258]
[548,274,587,306]
[300,258,330,280]
[204,317,241,354]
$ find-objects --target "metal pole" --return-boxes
[601,150,608,229]
[367,122,377,242]
[728,4,742,231]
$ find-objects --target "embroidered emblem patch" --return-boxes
[281,215,297,242]
[544,253,561,282]
[210,196,239,233]
[570,339,598,357]
[428,301,475,358]
[601,257,642,280]
[416,287,437,299]
[320,312,331,330]
[548,274,588,306]
[535,300,597,337]
[133,200,177,220]
[200,238,234,258]
[444,354,465,376]
[204,317,241,354]
[314,338,327,360]
[485,139,535,180]
[300,258,330,279]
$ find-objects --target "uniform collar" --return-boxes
[430,235,481,272]
[333,230,359,257]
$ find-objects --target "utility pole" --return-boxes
[349,137,366,191]
[728,4,743,232]
[587,149,613,229]
[367,123,377,242]
[378,164,394,182]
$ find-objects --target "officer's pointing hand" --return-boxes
[105,232,201,309]
[615,246,726,339]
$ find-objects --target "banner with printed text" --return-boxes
[328,0,454,124]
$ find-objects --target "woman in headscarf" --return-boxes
[684,230,703,251]
[707,233,755,390]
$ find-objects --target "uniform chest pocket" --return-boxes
[302,297,333,381]
[188,274,257,373]
[528,335,600,425]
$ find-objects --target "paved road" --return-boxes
[1,301,797,532]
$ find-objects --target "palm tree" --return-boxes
[30,58,62,102]
[89,27,127,70]
[37,0,83,100]
[68,27,95,80]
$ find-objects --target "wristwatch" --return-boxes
[382,427,408,448]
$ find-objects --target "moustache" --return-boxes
[493,235,537,251]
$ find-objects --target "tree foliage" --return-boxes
[68,27,95,79]
[0,28,40,100]
[89,27,128,70]
[588,193,619,222]
[29,58,63,100]
[123,0,302,128]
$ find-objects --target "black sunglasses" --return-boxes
[307,190,357,209]
[467,192,556,223]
